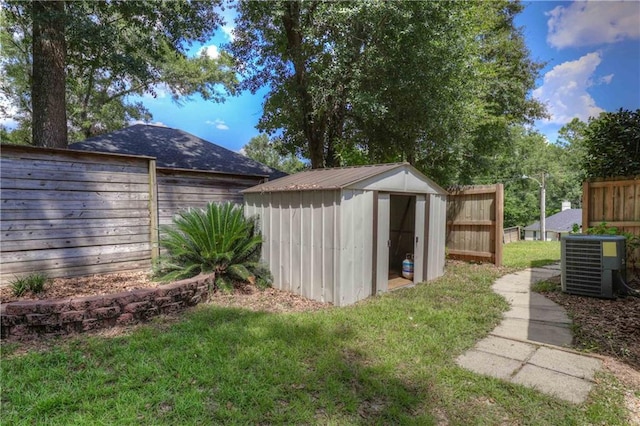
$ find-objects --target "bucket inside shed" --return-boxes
[388,194,415,289]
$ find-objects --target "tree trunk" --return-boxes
[32,1,67,148]
[282,1,325,168]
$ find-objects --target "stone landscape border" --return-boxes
[0,274,214,340]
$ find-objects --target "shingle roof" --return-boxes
[69,124,286,180]
[524,209,582,232]
[243,162,447,194]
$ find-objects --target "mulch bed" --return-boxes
[541,275,640,370]
[0,271,332,313]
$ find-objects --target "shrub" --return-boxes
[10,273,48,297]
[586,222,640,274]
[155,202,273,292]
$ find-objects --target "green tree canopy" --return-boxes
[582,109,640,179]
[1,1,237,145]
[230,0,545,185]
[242,134,306,174]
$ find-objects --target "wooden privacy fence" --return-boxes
[446,184,504,266]
[503,226,521,244]
[583,177,640,236]
[0,145,266,285]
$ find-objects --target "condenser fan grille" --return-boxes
[561,234,625,299]
[564,239,602,297]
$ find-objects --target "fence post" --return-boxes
[149,159,159,261]
[494,183,504,267]
[582,181,590,232]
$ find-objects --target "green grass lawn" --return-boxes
[1,244,630,424]
[502,240,561,269]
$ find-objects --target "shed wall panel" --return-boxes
[244,190,341,304]
[338,190,374,306]
[426,194,447,281]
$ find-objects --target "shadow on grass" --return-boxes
[529,259,561,268]
[1,305,429,424]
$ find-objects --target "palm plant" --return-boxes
[156,202,272,292]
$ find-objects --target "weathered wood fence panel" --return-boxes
[446,184,504,266]
[1,146,155,284]
[503,226,521,244]
[583,177,640,236]
[0,145,267,285]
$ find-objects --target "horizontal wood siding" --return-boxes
[157,169,264,226]
[446,184,504,266]
[1,145,265,286]
[1,146,153,283]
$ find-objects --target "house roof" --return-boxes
[524,209,582,232]
[243,162,447,194]
[69,124,286,180]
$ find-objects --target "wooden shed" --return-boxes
[243,163,448,306]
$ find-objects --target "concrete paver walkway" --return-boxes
[456,264,603,404]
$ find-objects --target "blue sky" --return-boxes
[516,1,640,142]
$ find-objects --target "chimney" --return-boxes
[561,201,571,211]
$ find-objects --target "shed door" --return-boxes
[413,195,426,283]
[376,193,390,293]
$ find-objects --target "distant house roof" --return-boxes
[69,124,286,180]
[524,209,582,232]
[243,162,447,194]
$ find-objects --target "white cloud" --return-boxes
[547,1,640,49]
[533,51,607,124]
[206,119,229,130]
[197,45,220,59]
[599,73,614,84]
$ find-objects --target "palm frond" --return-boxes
[155,202,273,290]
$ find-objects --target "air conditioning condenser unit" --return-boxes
[561,234,626,299]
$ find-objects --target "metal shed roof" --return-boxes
[243,162,447,194]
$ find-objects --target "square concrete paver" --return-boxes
[527,347,602,380]
[456,350,522,380]
[491,318,573,347]
[474,336,537,361]
[511,364,594,404]
[504,305,571,324]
